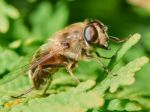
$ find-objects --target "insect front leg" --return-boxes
[94,57,113,75]
[84,51,113,76]
[95,51,112,59]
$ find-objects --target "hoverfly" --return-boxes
[10,19,126,98]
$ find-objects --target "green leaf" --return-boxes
[0,14,9,33]
[95,56,148,95]
[44,1,69,37]
[96,33,142,82]
[0,80,104,112]
[9,40,22,49]
[108,33,141,70]
[142,27,150,52]
[0,46,21,74]
[109,81,150,110]
[107,99,142,111]
[0,0,19,33]
[11,19,31,40]
[0,74,29,96]
[29,1,69,39]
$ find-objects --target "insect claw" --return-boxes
[113,74,118,76]
[11,95,25,99]
[95,51,112,59]
[67,69,80,84]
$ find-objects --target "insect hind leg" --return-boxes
[11,66,41,98]
[11,87,34,98]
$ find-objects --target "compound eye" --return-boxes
[84,25,98,43]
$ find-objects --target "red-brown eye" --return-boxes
[84,25,98,43]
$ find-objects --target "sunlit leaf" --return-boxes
[108,33,141,70]
[107,99,142,111]
[0,0,19,33]
[0,80,104,112]
[0,46,21,75]
[95,56,148,95]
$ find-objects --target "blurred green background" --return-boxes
[0,0,150,111]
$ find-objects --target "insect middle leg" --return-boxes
[41,63,80,96]
[41,76,52,96]
[61,52,80,84]
[66,66,80,84]
[44,62,80,84]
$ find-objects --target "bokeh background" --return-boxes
[0,0,150,111]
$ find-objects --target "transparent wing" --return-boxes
[0,57,30,85]
[0,45,68,85]
[30,45,68,69]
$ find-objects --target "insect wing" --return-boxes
[0,58,30,85]
[30,45,67,69]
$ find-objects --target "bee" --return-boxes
[12,19,126,98]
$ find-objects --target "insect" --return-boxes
[12,19,126,98]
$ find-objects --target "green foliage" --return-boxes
[107,99,142,111]
[0,0,150,112]
[0,0,19,33]
[108,33,141,70]
[0,33,148,111]
[0,46,21,74]
[95,56,148,95]
[7,80,103,112]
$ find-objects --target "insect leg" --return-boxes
[41,76,52,96]
[11,87,34,98]
[67,68,80,84]
[32,66,43,89]
[94,57,113,75]
[84,52,113,75]
[60,52,80,83]
[11,67,41,98]
[65,61,80,84]
[43,62,80,84]
[40,64,65,96]
[109,36,128,43]
[95,51,111,59]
